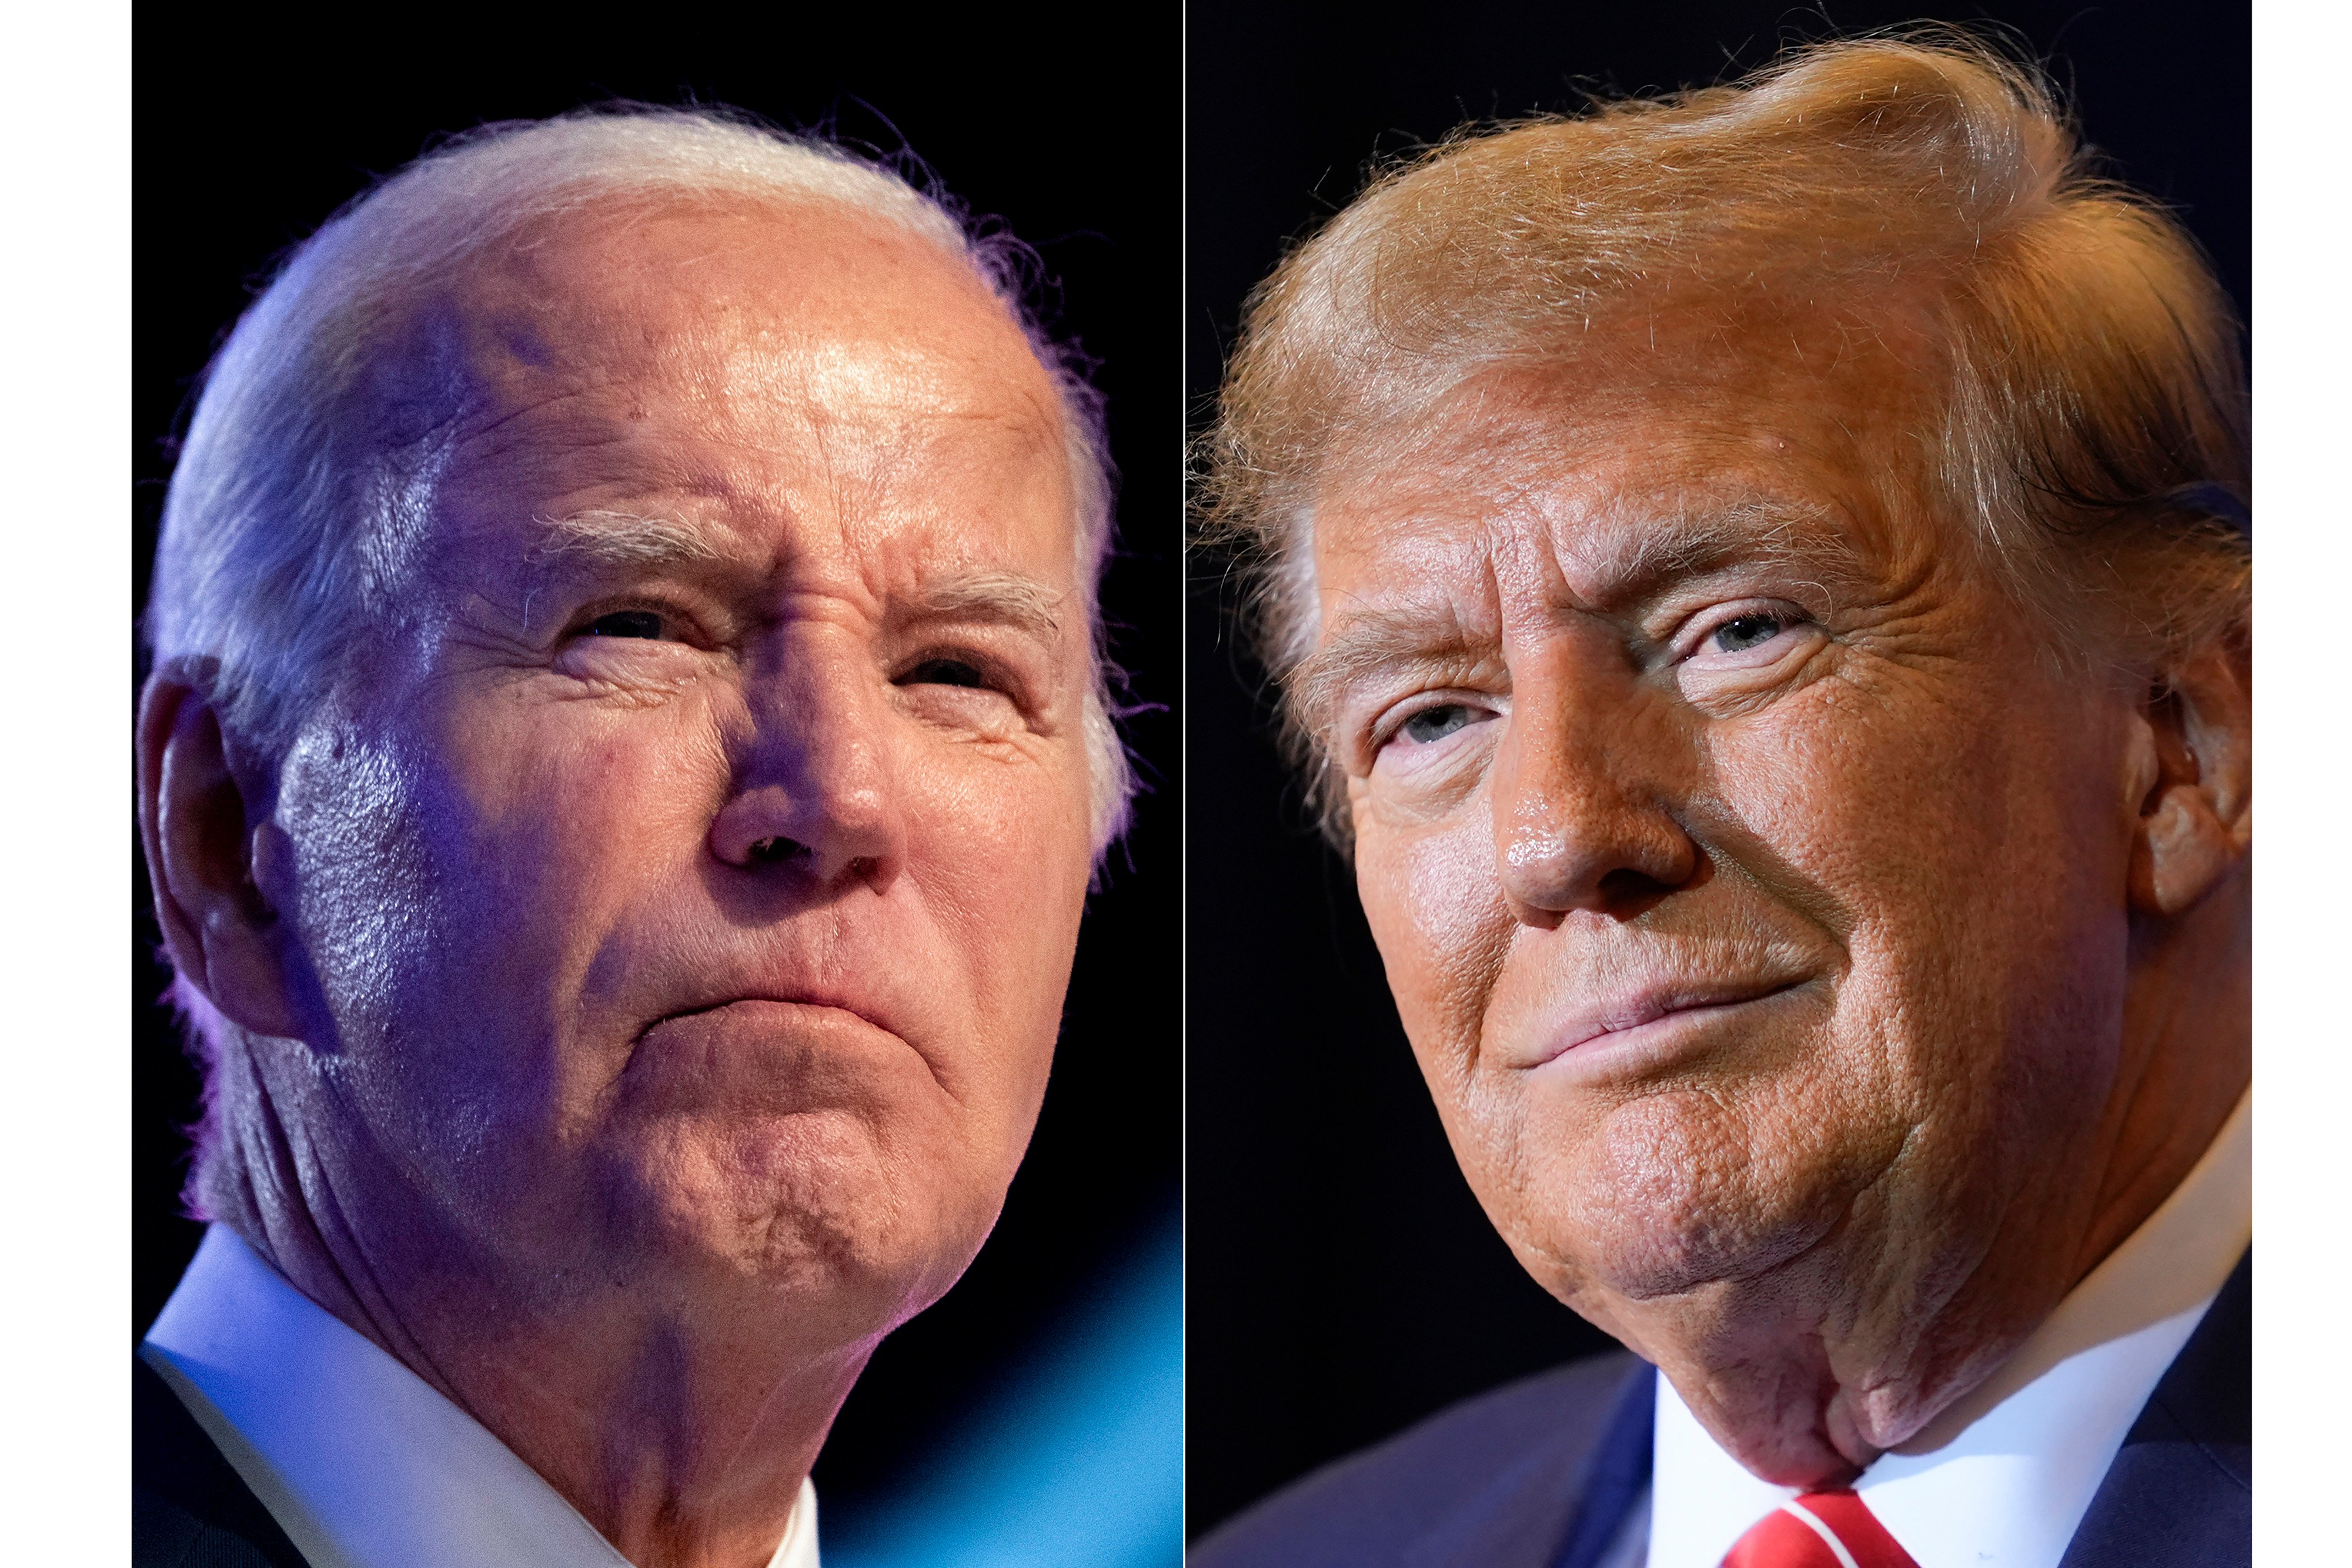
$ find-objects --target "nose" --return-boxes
[707,648,907,896]
[1491,652,1698,925]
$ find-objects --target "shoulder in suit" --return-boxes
[1188,1350,1653,1568]
[2059,1249,2249,1568]
[133,1355,310,1568]
[1193,1251,2249,1568]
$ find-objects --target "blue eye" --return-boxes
[1402,704,1477,744]
[583,610,666,640]
[1710,613,1787,653]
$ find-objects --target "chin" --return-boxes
[1496,1087,1871,1305]
[596,1107,1005,1328]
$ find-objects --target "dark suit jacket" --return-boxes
[133,1355,311,1568]
[1191,1251,2250,1568]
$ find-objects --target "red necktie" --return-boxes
[1719,1490,1920,1568]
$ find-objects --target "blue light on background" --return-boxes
[824,1214,1183,1568]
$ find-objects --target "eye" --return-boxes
[1679,601,1816,670]
[1399,703,1481,745]
[1710,612,1790,654]
[899,657,991,690]
[581,610,669,640]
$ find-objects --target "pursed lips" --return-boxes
[636,988,909,1048]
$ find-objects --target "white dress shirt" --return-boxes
[142,1225,821,1568]
[1643,1089,2250,1568]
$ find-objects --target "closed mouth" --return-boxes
[1532,977,1810,1067]
[639,994,895,1043]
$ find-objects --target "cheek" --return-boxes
[461,694,724,856]
[1696,668,2136,1244]
[1356,813,1516,1106]
[1722,672,2130,1071]
[422,704,724,1017]
[277,724,451,1044]
[897,743,1094,1107]
[294,696,730,1152]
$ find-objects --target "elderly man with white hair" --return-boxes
[133,107,1131,1568]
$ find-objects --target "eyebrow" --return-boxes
[1294,600,1488,738]
[901,570,1065,644]
[1581,500,1864,593]
[526,509,722,570]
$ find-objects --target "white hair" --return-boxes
[149,105,1133,851]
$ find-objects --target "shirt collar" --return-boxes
[1647,1089,2250,1568]
[142,1223,820,1568]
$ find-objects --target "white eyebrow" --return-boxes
[509,511,720,630]
[907,570,1065,641]
[526,510,721,569]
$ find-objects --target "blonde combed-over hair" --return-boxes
[1199,33,2250,845]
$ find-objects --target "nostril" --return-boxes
[748,836,810,866]
[1595,867,1676,919]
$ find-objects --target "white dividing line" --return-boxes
[1778,1499,1863,1568]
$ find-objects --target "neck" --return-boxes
[203,1039,867,1568]
[1612,871,2250,1487]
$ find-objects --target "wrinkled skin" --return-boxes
[139,199,1100,1566]
[1309,312,2250,1485]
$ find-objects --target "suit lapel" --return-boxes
[1392,1360,1655,1568]
[1551,1363,1655,1568]
[133,1354,313,1567]
[2056,1248,2251,1568]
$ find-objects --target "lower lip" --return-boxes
[1525,989,1802,1078]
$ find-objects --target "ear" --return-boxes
[136,664,307,1039]
[2124,634,2251,918]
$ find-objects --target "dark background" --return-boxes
[131,12,1180,1535]
[1185,0,2249,1540]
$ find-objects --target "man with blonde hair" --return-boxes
[135,107,1131,1567]
[1194,34,2247,1568]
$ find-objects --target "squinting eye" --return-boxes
[582,610,667,640]
[1710,613,1789,654]
[1401,704,1478,744]
[901,658,989,690]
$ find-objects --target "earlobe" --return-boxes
[2130,788,2237,915]
[137,668,307,1040]
[2124,638,2252,918]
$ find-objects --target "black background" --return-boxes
[131,11,1180,1533]
[1184,0,2249,1540]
